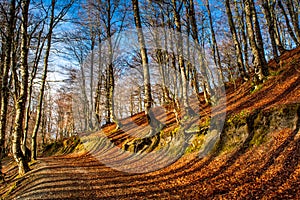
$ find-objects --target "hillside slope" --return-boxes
[1,47,300,199]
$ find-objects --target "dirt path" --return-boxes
[4,126,300,200]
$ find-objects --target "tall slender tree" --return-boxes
[172,0,195,116]
[12,0,31,176]
[132,0,163,134]
[132,0,152,116]
[225,0,248,80]
[205,0,224,82]
[186,0,212,104]
[31,0,74,160]
[277,0,300,46]
[0,0,16,179]
[243,0,268,83]
[261,0,284,62]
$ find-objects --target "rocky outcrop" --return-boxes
[122,103,300,157]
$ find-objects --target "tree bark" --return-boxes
[89,35,95,130]
[186,0,211,104]
[225,0,248,81]
[132,0,152,116]
[172,0,195,116]
[250,0,267,68]
[0,0,16,179]
[205,0,224,82]
[278,0,300,46]
[243,0,268,82]
[132,0,163,134]
[261,0,284,62]
[12,0,31,176]
[23,22,45,158]
[285,0,300,42]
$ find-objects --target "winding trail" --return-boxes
[3,125,300,200]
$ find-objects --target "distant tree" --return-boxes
[31,0,74,161]
[277,0,300,46]
[234,0,250,73]
[284,0,300,43]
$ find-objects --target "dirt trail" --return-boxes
[4,125,300,200]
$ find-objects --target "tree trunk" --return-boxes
[225,0,248,81]
[12,0,31,176]
[95,70,103,126]
[205,0,224,82]
[187,0,211,104]
[261,0,285,61]
[172,0,195,117]
[278,0,300,46]
[250,0,268,69]
[285,0,300,42]
[89,36,95,130]
[154,27,169,104]
[243,0,268,82]
[234,0,250,73]
[32,0,55,161]
[0,0,16,179]
[132,0,163,134]
[23,23,45,157]
[132,0,152,115]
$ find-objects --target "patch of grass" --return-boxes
[250,83,263,94]
[3,180,19,199]
[42,141,63,156]
[227,110,250,127]
[249,112,270,147]
[250,132,268,147]
[42,136,82,156]
[185,134,205,154]
[269,69,283,77]
[155,126,180,151]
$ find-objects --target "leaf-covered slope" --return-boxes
[1,47,300,199]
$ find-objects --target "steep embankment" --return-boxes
[1,47,300,199]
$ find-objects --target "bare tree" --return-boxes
[225,0,248,81]
[277,0,300,46]
[261,0,285,63]
[186,0,212,103]
[12,0,31,176]
[205,0,224,82]
[243,0,268,83]
[31,0,74,160]
[0,0,17,179]
[132,0,152,116]
[132,0,163,134]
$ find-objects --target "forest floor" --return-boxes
[1,47,300,199]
